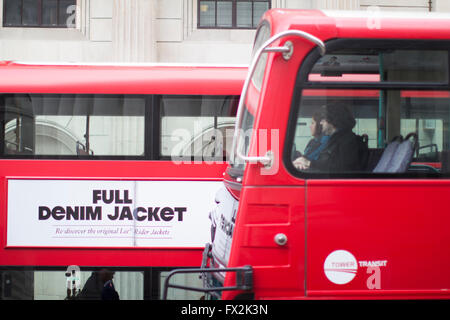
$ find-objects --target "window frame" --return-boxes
[2,0,77,28]
[197,0,271,29]
[284,38,450,180]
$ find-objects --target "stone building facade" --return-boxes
[1,0,449,64]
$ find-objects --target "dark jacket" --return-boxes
[102,280,120,300]
[309,129,362,172]
[77,272,103,300]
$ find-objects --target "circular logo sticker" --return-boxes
[324,250,358,285]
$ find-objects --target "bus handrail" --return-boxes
[231,30,326,169]
[162,266,253,300]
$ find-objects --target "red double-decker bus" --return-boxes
[164,9,450,300]
[0,61,245,300]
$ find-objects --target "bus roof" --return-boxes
[0,61,247,95]
[264,9,450,42]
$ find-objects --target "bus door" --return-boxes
[287,42,450,298]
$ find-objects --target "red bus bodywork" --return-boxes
[0,62,246,268]
[211,10,450,300]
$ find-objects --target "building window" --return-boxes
[198,0,270,29]
[3,0,77,28]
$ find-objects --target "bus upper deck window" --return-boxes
[309,49,448,83]
[160,95,238,161]
[291,89,450,177]
[288,41,450,177]
[1,94,146,158]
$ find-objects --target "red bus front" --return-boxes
[195,10,450,300]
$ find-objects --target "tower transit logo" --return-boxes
[323,250,358,285]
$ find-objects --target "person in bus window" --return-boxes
[291,111,329,161]
[293,103,361,172]
[302,110,330,161]
[100,269,120,300]
[77,268,119,300]
[77,270,103,300]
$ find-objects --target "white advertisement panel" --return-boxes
[7,179,221,248]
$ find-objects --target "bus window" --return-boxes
[160,95,238,161]
[309,48,448,83]
[293,90,379,154]
[231,105,255,171]
[159,271,203,300]
[2,94,145,157]
[251,21,270,91]
[228,21,269,174]
[291,89,450,175]
[0,267,145,300]
[290,41,450,176]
